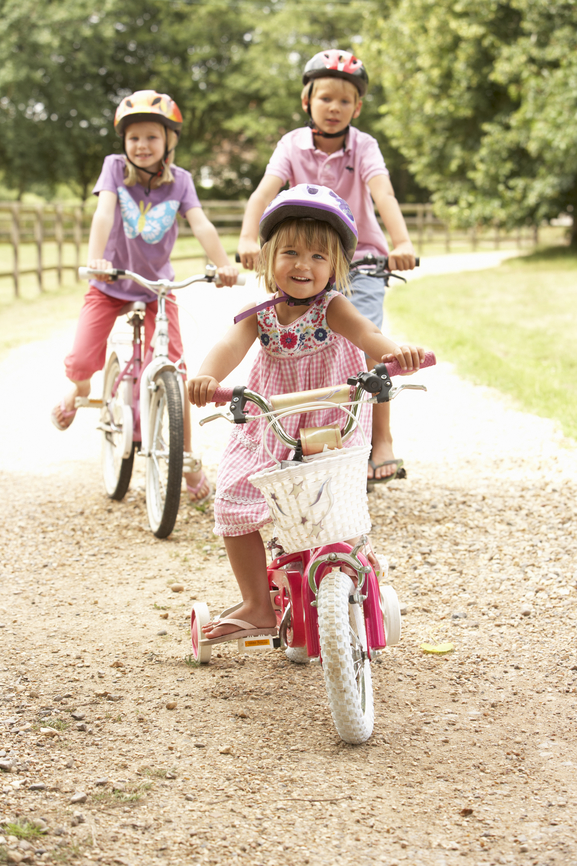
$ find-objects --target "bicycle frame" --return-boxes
[270,539,386,660]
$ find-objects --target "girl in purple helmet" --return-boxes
[188,185,425,643]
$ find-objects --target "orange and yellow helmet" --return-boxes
[114,90,183,136]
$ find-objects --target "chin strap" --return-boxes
[306,118,350,140]
[123,127,176,195]
[233,285,331,325]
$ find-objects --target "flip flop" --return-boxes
[186,472,213,505]
[199,618,278,648]
[367,458,406,486]
[50,399,77,432]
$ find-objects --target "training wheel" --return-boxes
[190,602,212,664]
[380,585,402,646]
[285,646,309,664]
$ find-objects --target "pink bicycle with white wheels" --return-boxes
[190,352,436,744]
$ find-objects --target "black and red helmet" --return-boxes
[114,90,183,137]
[303,50,369,97]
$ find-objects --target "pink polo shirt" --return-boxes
[265,126,389,260]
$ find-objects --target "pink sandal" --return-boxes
[186,472,213,505]
[50,399,77,432]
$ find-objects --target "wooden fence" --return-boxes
[0,200,541,299]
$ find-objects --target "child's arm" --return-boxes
[187,310,259,407]
[87,190,117,281]
[327,294,424,371]
[185,207,238,287]
[367,175,416,272]
[237,175,285,270]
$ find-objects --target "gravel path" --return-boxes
[1,251,576,866]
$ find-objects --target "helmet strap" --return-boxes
[122,127,175,195]
[305,83,350,140]
[233,282,333,325]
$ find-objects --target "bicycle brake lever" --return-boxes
[389,383,428,400]
[199,411,234,427]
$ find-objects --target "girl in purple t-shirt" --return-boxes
[51,90,237,502]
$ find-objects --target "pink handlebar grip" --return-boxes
[385,350,436,378]
[212,387,234,403]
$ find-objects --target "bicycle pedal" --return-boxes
[238,635,281,653]
[74,397,103,409]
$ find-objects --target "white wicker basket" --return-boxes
[249,443,372,553]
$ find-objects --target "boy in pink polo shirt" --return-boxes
[238,50,417,483]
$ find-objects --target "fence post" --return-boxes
[445,222,451,254]
[471,225,478,252]
[74,206,82,281]
[35,205,44,292]
[55,204,63,286]
[11,204,20,298]
[425,204,434,248]
[416,204,424,256]
[494,224,500,250]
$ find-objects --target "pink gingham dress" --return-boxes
[214,290,372,537]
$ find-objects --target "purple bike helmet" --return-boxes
[259,184,358,262]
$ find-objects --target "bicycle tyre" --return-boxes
[101,353,135,500]
[145,370,184,538]
[317,570,374,744]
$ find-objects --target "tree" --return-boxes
[0,0,429,202]
[372,0,577,240]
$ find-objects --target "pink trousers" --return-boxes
[64,285,186,381]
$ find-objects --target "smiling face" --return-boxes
[273,236,333,299]
[124,121,166,174]
[302,77,361,136]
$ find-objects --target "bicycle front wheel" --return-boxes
[145,370,184,538]
[317,570,374,744]
[101,353,135,500]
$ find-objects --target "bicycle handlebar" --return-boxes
[78,267,246,289]
[211,350,436,404]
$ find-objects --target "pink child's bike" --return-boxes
[190,352,436,744]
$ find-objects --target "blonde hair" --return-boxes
[123,126,179,188]
[258,219,351,296]
[300,77,362,107]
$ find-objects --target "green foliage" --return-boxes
[2,820,47,839]
[387,248,577,440]
[373,0,577,236]
[0,0,427,201]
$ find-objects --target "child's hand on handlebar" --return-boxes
[87,258,114,282]
[188,375,224,407]
[381,344,425,374]
[387,244,417,271]
[216,265,239,287]
[236,239,260,271]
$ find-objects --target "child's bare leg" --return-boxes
[203,531,276,637]
[53,378,91,428]
[182,395,210,500]
[366,351,397,479]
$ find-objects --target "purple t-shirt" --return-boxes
[265,126,389,259]
[91,154,201,302]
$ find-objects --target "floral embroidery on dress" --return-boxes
[257,290,340,357]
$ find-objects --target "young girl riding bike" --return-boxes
[51,90,237,502]
[188,185,425,643]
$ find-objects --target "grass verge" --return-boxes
[387,245,577,441]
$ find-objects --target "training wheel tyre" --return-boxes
[285,646,309,664]
[190,603,212,664]
[380,585,402,646]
